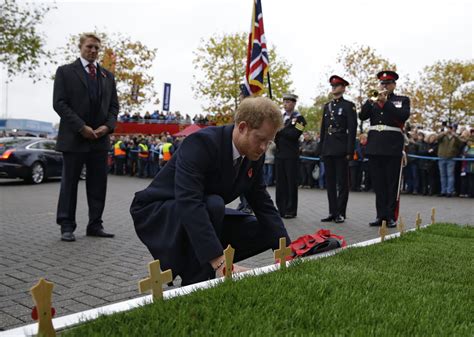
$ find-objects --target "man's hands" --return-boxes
[94,125,110,138]
[80,126,97,140]
[210,255,250,278]
[79,125,109,140]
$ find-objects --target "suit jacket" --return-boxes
[53,58,119,152]
[318,97,357,157]
[359,93,410,156]
[275,111,306,159]
[130,125,289,274]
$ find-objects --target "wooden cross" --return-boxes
[274,237,292,269]
[431,207,436,225]
[138,260,172,301]
[30,278,56,337]
[415,212,422,230]
[223,244,235,280]
[397,216,405,235]
[379,220,388,242]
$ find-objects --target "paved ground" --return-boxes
[0,175,472,330]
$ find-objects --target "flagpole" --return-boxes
[267,71,273,99]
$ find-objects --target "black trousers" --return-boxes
[300,161,315,187]
[275,158,298,217]
[323,156,349,218]
[114,156,126,175]
[369,155,402,221]
[57,151,108,233]
[180,195,290,286]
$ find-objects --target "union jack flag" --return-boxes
[242,0,269,97]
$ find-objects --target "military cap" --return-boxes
[282,93,298,101]
[377,70,399,84]
[329,75,349,86]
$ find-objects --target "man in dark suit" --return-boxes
[359,71,410,228]
[53,32,119,242]
[318,76,357,223]
[130,97,290,286]
[274,93,306,219]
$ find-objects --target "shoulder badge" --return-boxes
[295,122,304,131]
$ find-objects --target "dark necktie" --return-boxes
[87,63,97,80]
[233,156,243,180]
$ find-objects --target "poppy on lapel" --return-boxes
[248,168,253,178]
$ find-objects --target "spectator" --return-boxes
[120,112,131,122]
[264,140,276,186]
[144,111,151,120]
[299,132,317,188]
[417,132,432,195]
[404,131,420,194]
[158,112,166,122]
[150,110,159,119]
[137,138,149,178]
[461,134,474,198]
[437,126,464,197]
[185,114,192,124]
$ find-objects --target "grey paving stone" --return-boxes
[1,175,472,331]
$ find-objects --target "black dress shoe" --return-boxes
[86,229,115,238]
[321,215,335,222]
[334,215,345,223]
[369,218,382,227]
[283,214,296,219]
[387,219,397,228]
[61,232,76,242]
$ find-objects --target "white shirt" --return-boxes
[232,141,243,163]
[80,57,98,74]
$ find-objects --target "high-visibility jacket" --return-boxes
[114,141,126,157]
[162,142,173,161]
[138,143,149,159]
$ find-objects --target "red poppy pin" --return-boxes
[247,168,253,178]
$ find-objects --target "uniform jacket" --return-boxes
[53,58,119,152]
[130,125,289,275]
[318,97,357,157]
[275,111,306,159]
[359,93,410,156]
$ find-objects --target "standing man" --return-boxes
[359,71,410,228]
[130,97,290,286]
[53,32,119,241]
[318,76,357,223]
[275,93,306,219]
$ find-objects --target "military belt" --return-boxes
[326,126,346,135]
[368,125,402,133]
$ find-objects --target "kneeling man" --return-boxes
[130,97,291,286]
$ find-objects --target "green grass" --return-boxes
[62,224,474,337]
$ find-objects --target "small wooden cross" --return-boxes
[379,220,388,242]
[415,212,422,230]
[223,244,235,280]
[274,237,292,269]
[138,260,172,301]
[397,216,405,235]
[431,207,436,225]
[30,278,56,337]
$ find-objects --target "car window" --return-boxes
[41,141,57,150]
[0,138,32,149]
[29,142,42,149]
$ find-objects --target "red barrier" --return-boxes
[114,122,190,135]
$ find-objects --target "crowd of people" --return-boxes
[107,125,474,199]
[118,110,232,126]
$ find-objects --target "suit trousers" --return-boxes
[369,155,402,221]
[180,195,285,286]
[323,156,349,217]
[275,158,298,217]
[56,151,108,233]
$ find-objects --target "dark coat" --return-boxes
[130,125,289,276]
[275,111,306,159]
[359,93,410,156]
[318,97,357,157]
[53,58,119,152]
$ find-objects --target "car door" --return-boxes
[41,140,63,177]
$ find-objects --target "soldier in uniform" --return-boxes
[318,76,357,223]
[275,93,306,219]
[359,71,410,228]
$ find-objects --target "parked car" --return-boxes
[0,137,85,184]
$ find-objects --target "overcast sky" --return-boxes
[1,0,472,124]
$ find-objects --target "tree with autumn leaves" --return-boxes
[192,32,293,120]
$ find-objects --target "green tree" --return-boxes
[59,31,158,114]
[403,60,474,128]
[192,32,293,114]
[298,92,331,133]
[336,45,396,131]
[0,0,55,80]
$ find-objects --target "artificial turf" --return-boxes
[62,224,473,337]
